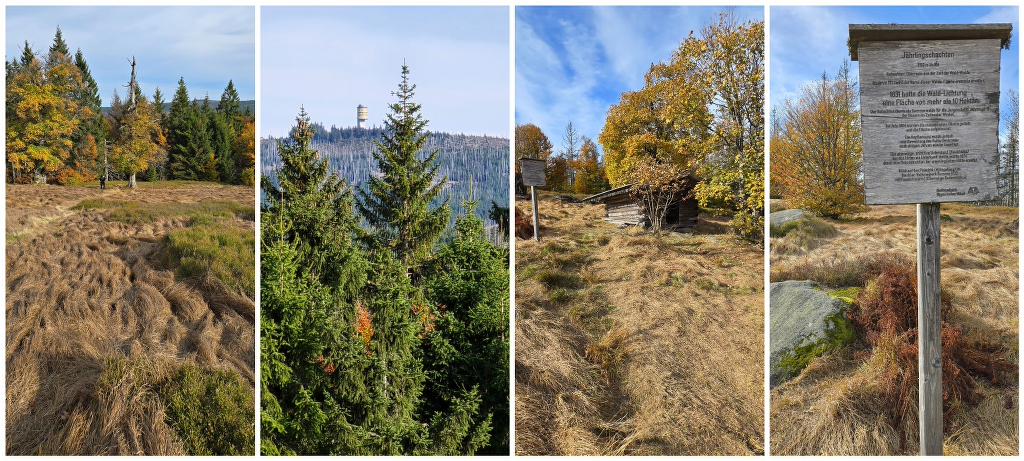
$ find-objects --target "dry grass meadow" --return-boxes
[515,191,764,455]
[6,181,255,455]
[770,202,1018,455]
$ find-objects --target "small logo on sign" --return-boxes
[967,187,979,195]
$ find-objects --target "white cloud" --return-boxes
[770,6,861,109]
[7,6,255,102]
[515,13,608,149]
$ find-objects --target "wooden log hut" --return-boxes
[582,173,699,232]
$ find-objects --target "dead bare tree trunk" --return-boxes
[125,57,138,188]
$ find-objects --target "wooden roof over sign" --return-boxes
[848,23,1013,60]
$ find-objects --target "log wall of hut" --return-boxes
[583,174,700,232]
[673,196,699,230]
[586,188,699,232]
[603,194,644,227]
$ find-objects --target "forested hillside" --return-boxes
[103,99,255,116]
[261,129,509,226]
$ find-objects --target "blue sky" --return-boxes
[7,6,255,105]
[261,6,509,138]
[516,6,764,155]
[771,6,1019,130]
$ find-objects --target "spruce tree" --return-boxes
[422,202,510,454]
[19,41,34,67]
[166,77,193,178]
[183,100,214,181]
[261,108,428,455]
[261,108,369,454]
[73,49,102,114]
[152,87,165,115]
[262,107,366,289]
[45,26,70,68]
[209,108,235,183]
[72,48,106,181]
[356,64,450,269]
[218,80,241,129]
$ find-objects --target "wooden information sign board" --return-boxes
[851,23,1011,456]
[852,24,1011,205]
[519,157,546,240]
[858,38,1000,204]
[520,158,547,187]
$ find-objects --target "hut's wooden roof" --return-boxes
[581,184,635,204]
[581,170,698,204]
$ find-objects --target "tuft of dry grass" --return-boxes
[6,183,255,455]
[771,203,1018,455]
[516,191,764,455]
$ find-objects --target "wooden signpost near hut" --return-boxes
[849,23,1011,456]
[520,157,546,241]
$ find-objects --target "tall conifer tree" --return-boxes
[261,108,423,455]
[165,77,193,178]
[45,26,70,68]
[19,41,34,67]
[71,48,106,181]
[422,202,510,454]
[152,87,165,115]
[356,64,450,269]
[218,80,241,130]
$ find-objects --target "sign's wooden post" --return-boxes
[850,23,1011,456]
[917,202,942,455]
[531,186,540,241]
[519,158,547,241]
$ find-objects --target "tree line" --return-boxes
[517,13,764,241]
[261,65,509,455]
[6,27,254,187]
[771,62,1020,215]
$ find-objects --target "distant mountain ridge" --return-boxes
[260,125,509,227]
[101,99,255,115]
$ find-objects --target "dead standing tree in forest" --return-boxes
[110,56,161,188]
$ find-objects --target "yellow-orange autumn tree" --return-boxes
[571,137,609,195]
[771,62,864,218]
[6,42,89,183]
[233,118,256,186]
[600,13,763,241]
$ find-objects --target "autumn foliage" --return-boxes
[600,13,764,241]
[771,63,864,218]
[6,43,87,183]
[622,157,690,234]
[354,301,374,354]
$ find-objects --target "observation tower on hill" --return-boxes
[357,104,368,129]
